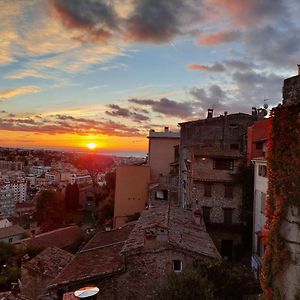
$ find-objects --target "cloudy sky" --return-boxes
[0,0,299,154]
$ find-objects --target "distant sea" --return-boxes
[2,146,147,158]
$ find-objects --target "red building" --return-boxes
[247,118,272,162]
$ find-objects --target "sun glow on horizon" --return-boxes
[86,142,97,150]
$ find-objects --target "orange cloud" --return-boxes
[197,30,240,45]
[188,63,225,72]
[0,86,41,100]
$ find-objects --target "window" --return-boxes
[256,142,263,150]
[224,184,233,198]
[261,192,266,214]
[202,206,211,223]
[173,260,182,272]
[155,190,168,200]
[214,159,234,170]
[223,208,234,225]
[230,144,239,150]
[8,238,12,243]
[258,165,267,177]
[204,183,212,197]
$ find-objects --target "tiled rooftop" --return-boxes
[48,203,220,290]
[23,247,73,278]
[16,225,83,249]
[48,224,134,288]
[121,201,220,258]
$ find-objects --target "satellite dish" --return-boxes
[263,103,269,109]
[74,286,100,298]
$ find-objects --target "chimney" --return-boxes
[207,108,213,119]
[298,64,300,76]
[252,107,258,117]
[192,208,203,226]
[164,126,169,132]
[224,111,228,116]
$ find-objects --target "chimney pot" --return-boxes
[252,107,257,117]
[207,108,213,119]
[192,208,203,226]
[298,64,300,76]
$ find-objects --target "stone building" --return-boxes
[48,201,219,299]
[178,110,255,258]
[20,247,74,300]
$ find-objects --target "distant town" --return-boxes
[0,70,299,300]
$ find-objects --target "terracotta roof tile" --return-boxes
[49,224,134,288]
[23,247,74,278]
[16,225,83,249]
[121,201,220,258]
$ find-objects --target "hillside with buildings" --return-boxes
[0,69,299,299]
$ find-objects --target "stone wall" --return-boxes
[180,113,254,151]
[49,249,199,300]
[282,75,300,106]
[114,249,197,299]
[276,206,300,299]
[192,182,242,224]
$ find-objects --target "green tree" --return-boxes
[156,270,214,300]
[156,259,260,300]
[36,189,65,231]
[0,242,15,265]
[64,182,80,211]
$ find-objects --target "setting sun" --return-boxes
[87,142,97,150]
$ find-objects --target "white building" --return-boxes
[251,157,267,276]
[0,218,13,228]
[97,173,106,187]
[0,160,24,171]
[0,179,27,203]
[69,173,92,185]
[26,174,36,188]
[45,171,61,185]
[30,166,51,175]
[0,188,15,217]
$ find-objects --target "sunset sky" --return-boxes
[0,0,299,155]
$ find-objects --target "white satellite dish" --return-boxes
[74,286,100,298]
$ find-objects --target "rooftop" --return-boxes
[148,128,180,139]
[48,224,134,288]
[0,224,25,239]
[16,225,83,249]
[179,112,253,126]
[121,201,220,258]
[23,247,74,278]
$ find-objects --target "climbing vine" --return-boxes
[260,103,300,299]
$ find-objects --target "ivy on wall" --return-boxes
[260,103,300,299]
